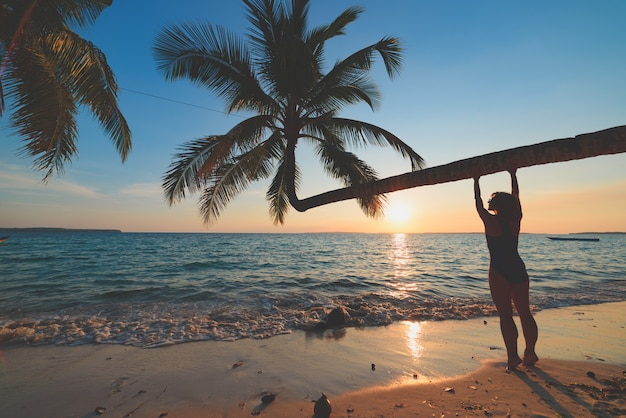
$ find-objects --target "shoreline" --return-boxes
[1,301,624,417]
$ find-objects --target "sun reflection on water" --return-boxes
[406,321,424,361]
[390,233,410,277]
[387,233,419,295]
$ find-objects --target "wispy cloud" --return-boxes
[50,180,104,199]
[118,182,163,199]
[0,170,104,199]
[0,171,39,189]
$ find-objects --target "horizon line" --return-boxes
[1,227,624,235]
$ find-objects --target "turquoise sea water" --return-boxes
[0,231,624,347]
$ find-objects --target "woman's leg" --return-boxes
[489,268,522,369]
[510,280,539,366]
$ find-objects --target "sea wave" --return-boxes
[2,283,624,347]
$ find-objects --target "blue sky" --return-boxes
[1,0,625,233]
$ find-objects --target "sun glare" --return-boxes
[387,204,411,224]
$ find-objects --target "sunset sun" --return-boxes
[386,204,411,224]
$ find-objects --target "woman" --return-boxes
[474,169,538,370]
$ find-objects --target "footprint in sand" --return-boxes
[111,377,130,393]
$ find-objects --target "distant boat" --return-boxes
[0,236,8,243]
[547,237,599,242]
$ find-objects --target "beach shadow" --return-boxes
[513,366,599,417]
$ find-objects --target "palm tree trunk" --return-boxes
[293,124,626,212]
[285,137,307,212]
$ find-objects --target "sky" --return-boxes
[1,0,625,234]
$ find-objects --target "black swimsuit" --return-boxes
[486,220,529,284]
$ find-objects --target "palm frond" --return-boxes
[0,73,5,117]
[163,115,277,205]
[307,5,363,58]
[6,44,78,180]
[198,135,283,224]
[45,29,131,161]
[266,155,300,225]
[223,113,278,153]
[287,0,309,40]
[244,0,318,100]
[316,139,387,217]
[325,118,425,170]
[306,38,402,110]
[306,38,403,113]
[154,22,244,82]
[56,0,111,29]
[308,73,381,113]
[316,139,379,185]
[333,37,403,78]
[373,37,403,78]
[198,161,253,224]
[163,135,228,205]
[356,190,387,218]
[243,0,282,58]
[1,0,127,179]
[9,0,111,40]
[153,21,276,115]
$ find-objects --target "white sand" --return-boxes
[1,302,624,417]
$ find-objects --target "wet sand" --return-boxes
[1,302,624,417]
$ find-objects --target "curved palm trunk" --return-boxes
[285,137,307,212]
[291,124,626,212]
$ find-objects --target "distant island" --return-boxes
[0,227,122,233]
[571,232,625,235]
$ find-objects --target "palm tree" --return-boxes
[156,0,424,225]
[293,124,626,211]
[0,0,131,180]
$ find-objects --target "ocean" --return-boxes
[0,231,624,347]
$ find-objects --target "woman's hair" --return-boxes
[488,192,518,219]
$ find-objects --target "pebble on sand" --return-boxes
[314,393,332,418]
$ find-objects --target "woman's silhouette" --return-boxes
[474,169,538,370]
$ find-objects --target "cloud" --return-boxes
[51,180,104,198]
[0,171,39,189]
[118,182,163,199]
[0,170,104,199]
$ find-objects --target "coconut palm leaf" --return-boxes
[315,138,387,217]
[44,0,112,29]
[199,134,283,223]
[48,30,131,160]
[323,118,425,171]
[306,38,402,114]
[7,43,79,178]
[153,22,276,115]
[267,154,300,225]
[0,0,131,179]
[163,114,276,204]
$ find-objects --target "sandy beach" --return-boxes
[1,302,624,417]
